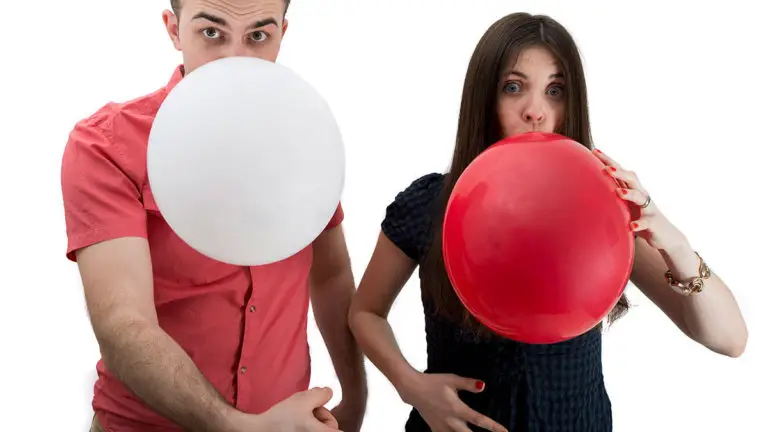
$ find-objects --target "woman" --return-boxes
[347,12,748,432]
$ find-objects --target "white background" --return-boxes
[2,0,766,431]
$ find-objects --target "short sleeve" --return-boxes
[324,203,344,231]
[381,173,444,262]
[61,119,147,262]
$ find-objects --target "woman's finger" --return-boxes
[592,148,622,169]
[602,166,630,189]
[608,168,643,191]
[630,217,652,232]
[458,405,509,432]
[446,417,473,432]
[616,187,649,208]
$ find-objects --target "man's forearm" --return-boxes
[97,318,242,432]
[311,276,367,398]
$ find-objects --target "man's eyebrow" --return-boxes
[191,12,278,30]
[247,17,278,30]
[192,12,228,27]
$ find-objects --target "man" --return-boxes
[61,1,367,431]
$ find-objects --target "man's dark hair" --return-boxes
[170,0,291,16]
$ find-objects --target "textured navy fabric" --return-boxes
[381,173,613,432]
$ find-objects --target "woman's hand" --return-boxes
[593,148,689,252]
[398,373,507,432]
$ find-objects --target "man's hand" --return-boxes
[256,387,341,432]
[331,397,366,432]
[314,406,339,429]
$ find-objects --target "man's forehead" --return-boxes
[183,0,285,18]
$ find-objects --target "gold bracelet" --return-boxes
[664,251,711,296]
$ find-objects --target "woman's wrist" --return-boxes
[391,364,423,404]
[659,239,700,281]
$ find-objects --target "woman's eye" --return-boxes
[503,82,521,93]
[250,31,267,42]
[202,28,220,39]
[548,85,565,98]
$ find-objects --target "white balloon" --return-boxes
[147,56,345,266]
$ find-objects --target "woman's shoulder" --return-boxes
[381,173,445,261]
[391,173,445,206]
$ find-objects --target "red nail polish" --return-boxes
[631,222,638,229]
[609,167,617,172]
[476,381,485,390]
[595,149,602,153]
[621,188,628,195]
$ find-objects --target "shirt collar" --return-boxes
[165,65,185,93]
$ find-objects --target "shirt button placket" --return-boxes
[236,270,259,409]
[239,304,255,376]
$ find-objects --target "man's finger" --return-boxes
[313,407,339,429]
[312,422,342,432]
[302,387,334,407]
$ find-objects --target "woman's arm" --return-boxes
[630,237,748,357]
[592,149,748,358]
[348,231,507,432]
[347,231,421,394]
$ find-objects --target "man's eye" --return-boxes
[202,28,220,39]
[250,31,267,42]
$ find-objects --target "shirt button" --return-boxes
[240,366,247,374]
[249,305,256,312]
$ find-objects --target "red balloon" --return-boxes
[442,132,634,344]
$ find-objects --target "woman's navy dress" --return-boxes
[381,173,613,432]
